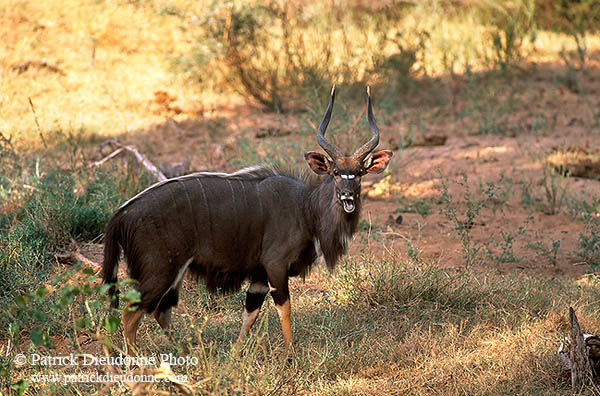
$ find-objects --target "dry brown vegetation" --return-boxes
[3,0,600,395]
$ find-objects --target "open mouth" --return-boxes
[341,196,355,213]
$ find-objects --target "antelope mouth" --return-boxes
[341,196,355,213]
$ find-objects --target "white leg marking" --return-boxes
[249,282,269,295]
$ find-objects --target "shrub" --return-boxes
[188,1,412,111]
[0,166,150,306]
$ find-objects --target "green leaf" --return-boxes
[14,295,27,308]
[31,310,46,322]
[104,316,121,334]
[99,284,112,295]
[123,289,141,304]
[51,275,62,287]
[103,335,114,349]
[8,322,20,337]
[31,329,43,346]
[75,317,90,329]
[35,285,49,300]
[12,379,29,395]
[82,267,95,275]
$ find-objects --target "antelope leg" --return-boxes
[123,305,143,355]
[238,282,269,341]
[275,299,292,349]
[271,284,292,349]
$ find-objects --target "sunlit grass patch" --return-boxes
[1,0,199,147]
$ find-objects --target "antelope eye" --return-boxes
[333,169,339,176]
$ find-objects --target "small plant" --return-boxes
[477,174,513,214]
[0,163,151,312]
[438,173,491,269]
[459,76,520,135]
[394,197,432,217]
[190,1,406,111]
[357,218,378,244]
[485,217,530,265]
[3,262,139,394]
[559,32,587,93]
[576,214,600,269]
[519,178,540,209]
[527,235,561,267]
[542,165,571,215]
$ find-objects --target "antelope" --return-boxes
[102,86,392,351]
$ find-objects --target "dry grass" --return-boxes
[11,256,600,395]
[0,0,202,147]
[2,0,599,148]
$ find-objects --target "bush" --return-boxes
[0,166,150,305]
[189,1,412,111]
[536,0,600,35]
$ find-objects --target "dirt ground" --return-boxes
[75,63,600,280]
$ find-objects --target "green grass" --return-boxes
[0,161,150,309]
[395,197,432,217]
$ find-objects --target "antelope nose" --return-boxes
[340,189,353,198]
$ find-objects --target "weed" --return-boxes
[485,0,536,71]
[357,218,378,244]
[459,76,520,135]
[485,217,530,265]
[576,214,600,269]
[527,234,561,267]
[478,173,514,215]
[0,163,151,310]
[559,32,587,93]
[394,197,432,217]
[3,262,137,394]
[191,1,406,111]
[542,165,571,215]
[519,178,539,209]
[438,173,492,269]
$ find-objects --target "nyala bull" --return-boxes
[102,86,392,350]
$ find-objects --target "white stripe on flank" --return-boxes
[119,166,274,210]
[172,257,193,287]
[156,257,193,308]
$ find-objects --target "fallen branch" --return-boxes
[89,140,167,182]
[87,147,124,169]
[11,60,65,75]
[56,248,101,270]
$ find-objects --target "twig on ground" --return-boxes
[27,97,48,149]
[87,148,124,169]
[88,140,167,182]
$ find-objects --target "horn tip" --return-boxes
[367,86,371,97]
[331,84,336,96]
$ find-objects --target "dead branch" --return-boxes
[11,60,65,75]
[87,148,124,169]
[569,307,593,390]
[27,97,48,149]
[56,249,101,270]
[89,140,167,182]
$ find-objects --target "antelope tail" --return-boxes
[102,215,122,309]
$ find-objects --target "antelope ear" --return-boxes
[363,150,393,174]
[305,152,331,175]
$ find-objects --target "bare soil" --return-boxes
[82,63,600,280]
